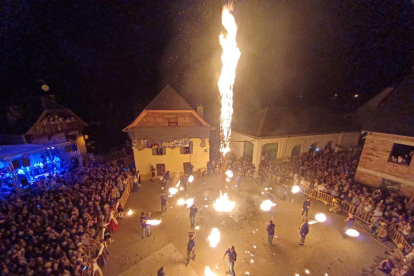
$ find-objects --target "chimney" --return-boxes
[196,104,204,118]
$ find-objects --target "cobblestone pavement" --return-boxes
[103,175,388,276]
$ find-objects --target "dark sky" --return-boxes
[0,0,413,151]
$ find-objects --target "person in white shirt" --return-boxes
[370,206,383,226]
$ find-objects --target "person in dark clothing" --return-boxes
[185,235,196,266]
[301,198,311,217]
[182,175,189,192]
[299,218,309,245]
[164,171,170,187]
[267,220,275,245]
[151,166,156,182]
[343,213,355,238]
[190,205,198,227]
[282,184,290,201]
[160,195,167,212]
[140,212,151,238]
[236,174,242,191]
[157,266,166,276]
[223,245,237,276]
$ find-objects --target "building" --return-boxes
[0,96,88,158]
[123,85,213,178]
[355,77,414,197]
[230,107,360,175]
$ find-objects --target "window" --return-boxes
[163,114,178,126]
[262,143,278,161]
[388,143,414,166]
[152,148,166,155]
[180,141,193,154]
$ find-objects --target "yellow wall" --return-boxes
[133,138,210,178]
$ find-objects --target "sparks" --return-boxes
[225,170,234,178]
[146,220,162,226]
[260,200,276,211]
[218,2,241,156]
[213,192,236,212]
[208,228,221,247]
[315,213,327,222]
[291,185,300,194]
[204,266,217,276]
[169,187,178,195]
[177,198,194,208]
[346,229,360,237]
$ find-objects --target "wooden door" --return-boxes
[156,164,165,176]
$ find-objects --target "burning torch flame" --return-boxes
[188,175,194,183]
[291,185,300,194]
[260,200,276,211]
[176,180,181,187]
[208,228,221,248]
[218,3,241,156]
[146,220,162,226]
[225,170,234,178]
[127,209,132,216]
[177,198,194,208]
[345,229,360,237]
[315,213,327,222]
[169,188,178,195]
[213,192,236,212]
[204,266,217,276]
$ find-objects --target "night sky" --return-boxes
[0,0,413,153]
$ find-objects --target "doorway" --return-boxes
[156,164,165,176]
[183,162,192,175]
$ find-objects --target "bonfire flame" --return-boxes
[213,192,236,212]
[208,228,221,248]
[146,220,162,226]
[204,266,217,276]
[218,2,241,156]
[177,198,194,208]
[260,200,276,211]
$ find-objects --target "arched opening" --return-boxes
[262,143,278,161]
[308,143,319,153]
[243,141,254,160]
[291,144,302,156]
[325,141,334,150]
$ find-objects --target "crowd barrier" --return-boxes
[271,174,412,251]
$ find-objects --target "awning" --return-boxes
[0,141,77,160]
[127,126,210,140]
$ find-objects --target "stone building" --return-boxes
[230,107,360,175]
[123,85,213,178]
[355,77,414,197]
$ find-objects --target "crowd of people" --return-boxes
[0,161,135,276]
[256,145,414,274]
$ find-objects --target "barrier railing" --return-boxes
[272,174,412,251]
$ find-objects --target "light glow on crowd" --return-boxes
[218,2,241,156]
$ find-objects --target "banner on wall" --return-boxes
[146,139,190,148]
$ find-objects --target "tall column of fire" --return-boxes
[218,3,241,193]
